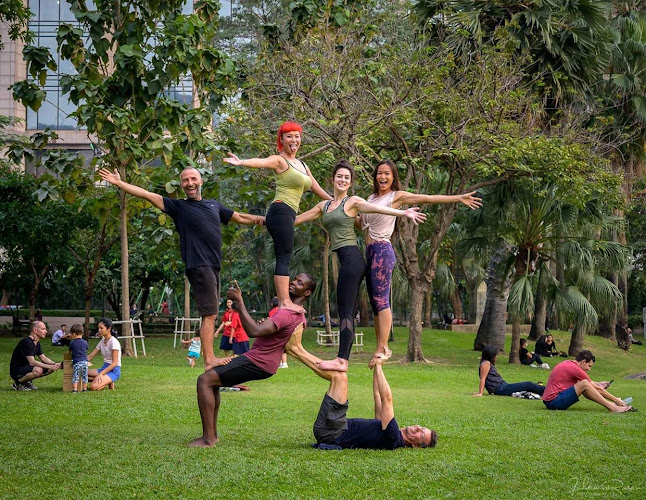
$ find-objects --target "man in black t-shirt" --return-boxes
[10,321,61,391]
[285,331,438,450]
[99,167,264,370]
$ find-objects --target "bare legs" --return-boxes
[202,314,230,371]
[574,379,632,413]
[190,370,222,447]
[372,309,393,364]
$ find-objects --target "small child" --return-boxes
[69,324,89,392]
[181,336,201,367]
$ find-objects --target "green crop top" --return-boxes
[272,158,312,213]
[321,197,358,251]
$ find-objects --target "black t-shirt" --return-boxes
[162,197,234,270]
[10,337,43,375]
[336,417,405,450]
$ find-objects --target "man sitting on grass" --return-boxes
[189,274,315,447]
[285,328,437,450]
[542,350,633,412]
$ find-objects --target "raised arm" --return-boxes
[223,153,284,171]
[295,202,324,226]
[473,361,489,396]
[372,360,395,429]
[392,191,482,210]
[305,166,333,201]
[230,212,266,226]
[98,168,165,210]
[227,282,278,338]
[348,196,427,225]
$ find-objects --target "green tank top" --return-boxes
[272,158,312,213]
[321,197,358,251]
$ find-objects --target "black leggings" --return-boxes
[266,202,296,276]
[335,246,365,360]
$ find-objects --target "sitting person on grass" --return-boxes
[189,274,315,447]
[542,350,633,413]
[284,328,437,450]
[535,334,565,358]
[519,338,549,369]
[473,345,545,397]
[10,321,61,391]
[87,317,121,391]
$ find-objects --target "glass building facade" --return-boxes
[25,0,234,130]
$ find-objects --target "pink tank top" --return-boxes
[362,191,397,242]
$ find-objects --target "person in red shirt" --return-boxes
[215,300,236,356]
[231,310,249,355]
[542,350,632,412]
[189,274,315,447]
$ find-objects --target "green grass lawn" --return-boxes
[1,328,645,499]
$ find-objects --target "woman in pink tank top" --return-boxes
[362,160,482,364]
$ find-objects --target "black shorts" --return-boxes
[10,365,34,382]
[313,393,349,444]
[185,266,220,317]
[213,356,272,387]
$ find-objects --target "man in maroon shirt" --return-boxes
[189,274,315,447]
[542,350,632,412]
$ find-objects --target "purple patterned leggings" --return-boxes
[365,241,396,315]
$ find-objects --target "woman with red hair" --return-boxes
[224,122,331,312]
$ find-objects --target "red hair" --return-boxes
[276,121,303,152]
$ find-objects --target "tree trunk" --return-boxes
[406,278,427,362]
[509,318,521,364]
[474,242,512,351]
[449,288,463,320]
[597,313,616,340]
[424,286,432,328]
[323,237,331,335]
[529,282,547,341]
[568,325,586,357]
[358,288,370,327]
[552,241,565,330]
[0,289,10,307]
[119,181,133,356]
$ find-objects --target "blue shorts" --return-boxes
[188,351,200,359]
[543,385,579,410]
[98,363,121,382]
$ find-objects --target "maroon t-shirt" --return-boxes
[243,309,306,374]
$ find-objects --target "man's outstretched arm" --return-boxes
[99,168,164,210]
[372,361,395,430]
[227,282,277,338]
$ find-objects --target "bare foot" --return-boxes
[317,357,348,372]
[280,300,306,314]
[188,436,219,447]
[609,405,633,413]
[368,353,388,369]
[285,324,304,352]
[379,345,392,359]
[204,357,233,372]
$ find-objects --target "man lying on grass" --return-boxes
[189,274,315,447]
[542,350,633,413]
[285,328,437,450]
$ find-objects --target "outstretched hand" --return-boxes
[459,191,483,210]
[403,207,427,225]
[223,152,242,166]
[99,168,121,185]
[227,280,243,309]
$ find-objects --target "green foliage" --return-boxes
[0,0,33,50]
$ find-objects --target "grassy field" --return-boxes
[1,328,645,499]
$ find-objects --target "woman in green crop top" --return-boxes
[224,121,332,313]
[295,160,426,372]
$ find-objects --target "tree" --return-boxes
[12,0,237,354]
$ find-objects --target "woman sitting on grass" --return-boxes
[473,345,545,397]
[87,318,121,391]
